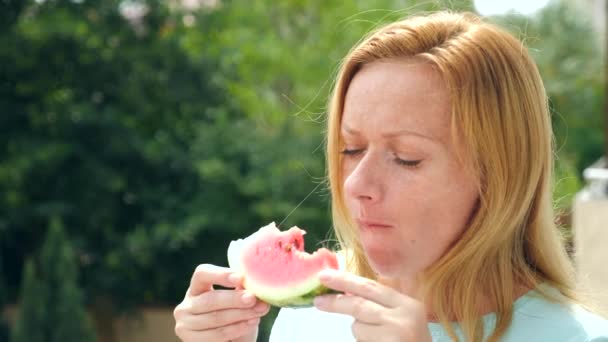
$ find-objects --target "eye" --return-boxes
[340,148,364,156]
[394,157,422,168]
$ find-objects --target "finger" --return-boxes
[231,272,245,290]
[317,269,398,308]
[351,319,381,342]
[175,317,259,342]
[179,303,270,331]
[313,294,383,324]
[187,264,239,297]
[190,290,266,314]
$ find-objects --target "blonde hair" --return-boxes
[326,11,578,342]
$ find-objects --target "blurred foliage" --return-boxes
[1,0,233,311]
[12,218,96,342]
[491,1,604,210]
[0,0,604,341]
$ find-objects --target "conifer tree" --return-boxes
[11,259,46,342]
[12,218,96,342]
[0,252,10,342]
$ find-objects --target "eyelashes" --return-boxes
[395,158,422,167]
[340,148,363,156]
[339,148,422,168]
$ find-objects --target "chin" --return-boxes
[363,247,407,278]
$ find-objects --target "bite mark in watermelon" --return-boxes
[227,222,339,308]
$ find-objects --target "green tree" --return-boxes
[11,259,46,342]
[0,0,240,311]
[0,251,10,342]
[12,217,96,342]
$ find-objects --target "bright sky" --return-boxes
[474,0,552,16]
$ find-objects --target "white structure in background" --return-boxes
[570,0,608,314]
[574,157,608,314]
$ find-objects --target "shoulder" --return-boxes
[504,286,608,341]
[570,306,608,341]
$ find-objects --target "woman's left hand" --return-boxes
[313,269,433,342]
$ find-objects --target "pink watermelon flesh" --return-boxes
[228,223,339,308]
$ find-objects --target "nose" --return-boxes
[343,152,384,204]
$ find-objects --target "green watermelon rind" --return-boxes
[245,275,338,308]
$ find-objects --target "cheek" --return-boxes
[415,177,478,245]
[340,163,354,202]
[393,168,478,247]
[340,164,352,186]
[340,157,368,206]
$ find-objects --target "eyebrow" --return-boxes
[341,125,437,142]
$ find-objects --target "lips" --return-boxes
[356,218,393,230]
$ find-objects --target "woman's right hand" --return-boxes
[173,264,270,342]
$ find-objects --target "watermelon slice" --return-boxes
[227,222,339,308]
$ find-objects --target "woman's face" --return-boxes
[341,59,479,279]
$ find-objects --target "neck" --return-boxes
[378,275,437,321]
[378,275,421,297]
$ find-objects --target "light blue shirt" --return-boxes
[270,285,608,341]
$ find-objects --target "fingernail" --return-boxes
[247,317,260,325]
[253,302,269,313]
[241,293,256,305]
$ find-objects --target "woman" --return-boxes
[173,11,608,342]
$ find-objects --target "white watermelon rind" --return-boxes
[227,222,337,308]
[243,275,334,308]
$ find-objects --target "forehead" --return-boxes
[342,59,451,143]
